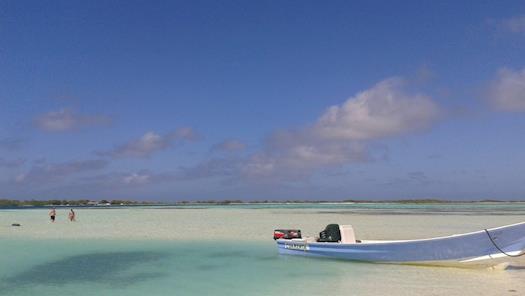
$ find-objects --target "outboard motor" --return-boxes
[318,224,341,242]
[273,229,302,240]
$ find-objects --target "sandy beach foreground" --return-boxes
[1,204,525,296]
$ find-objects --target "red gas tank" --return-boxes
[273,229,302,240]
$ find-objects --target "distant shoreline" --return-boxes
[177,199,525,205]
[1,198,524,208]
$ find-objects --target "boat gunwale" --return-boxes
[277,221,525,247]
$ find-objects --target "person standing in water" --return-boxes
[68,209,76,222]
[49,208,56,222]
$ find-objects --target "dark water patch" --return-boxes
[108,272,167,287]
[195,264,222,271]
[207,250,248,258]
[154,206,211,210]
[255,255,280,261]
[1,251,166,291]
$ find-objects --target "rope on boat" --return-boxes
[484,229,525,258]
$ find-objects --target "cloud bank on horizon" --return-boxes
[1,2,525,201]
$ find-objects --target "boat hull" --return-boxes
[276,222,525,266]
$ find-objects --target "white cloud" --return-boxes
[83,170,177,188]
[15,159,109,184]
[313,77,440,140]
[116,132,169,157]
[179,158,239,179]
[240,77,440,179]
[35,108,111,132]
[122,173,151,185]
[488,67,525,112]
[89,77,439,185]
[241,143,368,179]
[500,15,525,33]
[212,139,246,152]
[100,128,198,158]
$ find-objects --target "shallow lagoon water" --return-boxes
[1,204,525,295]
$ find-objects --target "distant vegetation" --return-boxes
[173,199,523,205]
[0,199,156,207]
[1,198,522,208]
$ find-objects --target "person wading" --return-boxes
[68,209,76,222]
[49,208,56,223]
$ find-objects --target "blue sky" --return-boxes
[1,1,525,201]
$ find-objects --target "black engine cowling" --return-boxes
[318,224,341,242]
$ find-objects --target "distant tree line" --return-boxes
[0,199,156,207]
[173,199,522,205]
[1,198,521,207]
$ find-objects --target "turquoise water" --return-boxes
[0,239,382,296]
[2,204,525,295]
[2,239,296,296]
[2,239,525,296]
